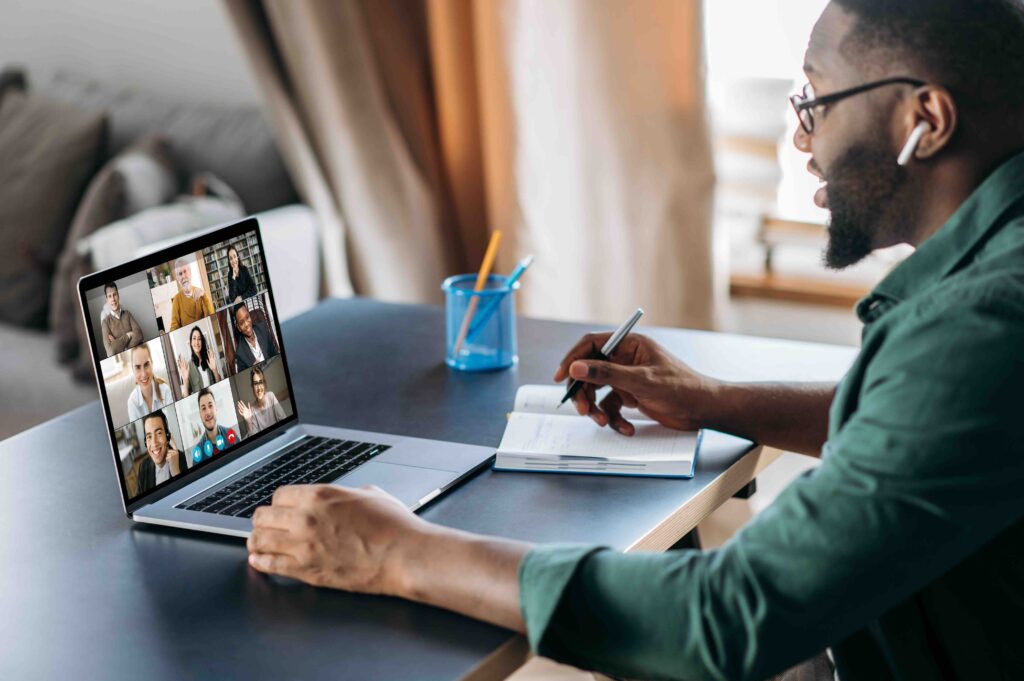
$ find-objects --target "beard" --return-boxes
[823,143,915,269]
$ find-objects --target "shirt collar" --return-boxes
[857,149,1024,323]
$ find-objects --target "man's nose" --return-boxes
[793,122,811,153]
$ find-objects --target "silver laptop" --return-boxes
[78,217,494,537]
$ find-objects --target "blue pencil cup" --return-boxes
[442,274,519,371]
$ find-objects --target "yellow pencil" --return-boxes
[453,230,503,354]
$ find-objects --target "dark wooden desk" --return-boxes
[0,299,857,680]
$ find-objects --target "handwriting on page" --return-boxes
[500,413,697,462]
[513,384,646,421]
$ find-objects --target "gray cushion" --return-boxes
[43,71,297,213]
[50,135,178,367]
[0,91,107,328]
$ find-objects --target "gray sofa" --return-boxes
[0,70,320,440]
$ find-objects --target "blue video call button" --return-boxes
[215,434,226,451]
[203,440,214,459]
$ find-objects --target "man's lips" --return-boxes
[808,161,828,209]
[814,183,829,209]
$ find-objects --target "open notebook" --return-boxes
[494,385,701,478]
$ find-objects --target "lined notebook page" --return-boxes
[499,412,698,463]
[513,384,646,422]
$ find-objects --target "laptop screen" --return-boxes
[80,219,298,508]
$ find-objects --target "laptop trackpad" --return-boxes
[333,462,458,508]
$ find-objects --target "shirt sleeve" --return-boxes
[169,296,181,331]
[101,317,115,356]
[271,394,286,421]
[519,295,1024,681]
[129,311,143,343]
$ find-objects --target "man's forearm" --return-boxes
[396,524,531,633]
[111,332,129,353]
[702,382,835,456]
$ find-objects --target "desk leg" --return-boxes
[732,478,757,499]
[668,528,701,550]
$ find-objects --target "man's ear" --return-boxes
[905,85,958,160]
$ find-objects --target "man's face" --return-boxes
[106,288,120,312]
[235,307,254,339]
[199,394,218,431]
[795,4,918,269]
[144,417,168,465]
[175,265,192,293]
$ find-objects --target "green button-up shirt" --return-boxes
[519,151,1024,681]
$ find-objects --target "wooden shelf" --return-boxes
[730,272,869,308]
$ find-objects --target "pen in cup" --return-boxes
[452,230,503,354]
[558,307,645,408]
[465,255,534,343]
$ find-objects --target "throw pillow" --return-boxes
[0,91,107,328]
[51,135,178,364]
[0,67,28,108]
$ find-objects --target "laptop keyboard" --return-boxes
[178,436,390,518]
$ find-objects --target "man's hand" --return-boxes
[553,333,718,435]
[248,484,425,594]
[107,333,115,343]
[167,441,181,476]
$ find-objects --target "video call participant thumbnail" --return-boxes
[170,256,214,331]
[233,303,278,372]
[226,245,258,305]
[177,326,222,397]
[127,343,175,422]
[101,282,144,357]
[192,387,238,462]
[237,366,286,436]
[136,410,188,497]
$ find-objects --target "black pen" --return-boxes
[558,308,644,408]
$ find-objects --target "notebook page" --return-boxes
[513,384,646,421]
[499,412,698,463]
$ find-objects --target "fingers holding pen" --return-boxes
[600,391,635,436]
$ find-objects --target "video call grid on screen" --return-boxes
[79,219,299,508]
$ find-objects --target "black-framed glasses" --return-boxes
[790,77,926,134]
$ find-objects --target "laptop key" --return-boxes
[194,439,390,516]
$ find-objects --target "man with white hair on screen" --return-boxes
[169,255,214,331]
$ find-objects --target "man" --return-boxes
[193,388,233,460]
[100,282,143,357]
[247,2,1024,679]
[232,303,278,372]
[169,256,214,331]
[135,409,187,497]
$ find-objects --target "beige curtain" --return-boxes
[223,0,716,328]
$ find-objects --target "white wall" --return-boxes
[0,0,259,105]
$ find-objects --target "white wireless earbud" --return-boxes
[897,121,932,166]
